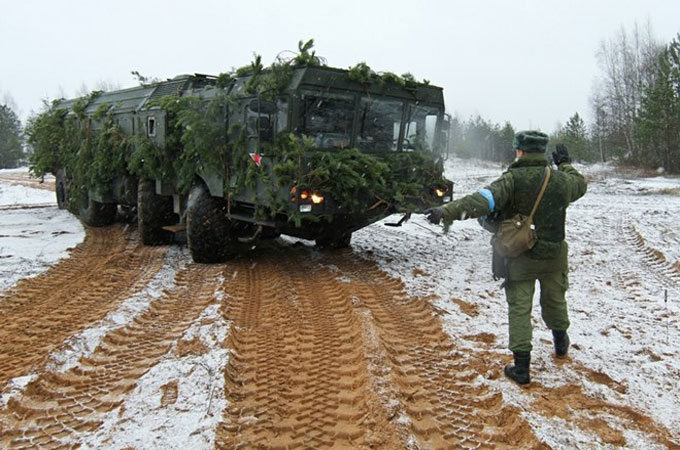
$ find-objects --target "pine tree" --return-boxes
[498,122,516,163]
[562,113,591,162]
[0,103,24,168]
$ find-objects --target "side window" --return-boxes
[147,116,156,137]
[356,97,403,152]
[247,116,273,141]
[245,99,276,143]
[404,105,440,151]
[298,94,354,149]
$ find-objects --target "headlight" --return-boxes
[311,193,324,204]
[435,188,445,198]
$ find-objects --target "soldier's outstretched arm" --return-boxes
[439,171,514,223]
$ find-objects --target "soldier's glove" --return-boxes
[552,144,571,166]
[423,207,445,225]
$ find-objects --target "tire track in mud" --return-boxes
[328,253,545,450]
[0,263,223,449]
[215,246,544,449]
[601,215,648,303]
[568,207,645,307]
[626,222,680,290]
[3,221,675,448]
[607,215,680,319]
[216,250,403,449]
[605,216,680,298]
[0,225,166,390]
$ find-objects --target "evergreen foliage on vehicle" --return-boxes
[127,38,324,193]
[270,134,447,224]
[27,93,131,204]
[347,62,428,87]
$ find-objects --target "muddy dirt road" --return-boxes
[1,164,679,449]
[0,228,541,449]
[0,226,677,449]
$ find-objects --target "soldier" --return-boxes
[425,131,587,385]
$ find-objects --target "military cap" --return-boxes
[513,130,549,153]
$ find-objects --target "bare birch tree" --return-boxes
[593,21,663,164]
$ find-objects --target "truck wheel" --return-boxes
[138,179,175,245]
[187,183,240,263]
[316,231,352,249]
[55,169,69,210]
[78,189,117,227]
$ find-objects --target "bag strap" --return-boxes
[528,166,551,221]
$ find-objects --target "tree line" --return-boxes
[448,115,516,164]
[589,24,680,173]
[452,24,680,174]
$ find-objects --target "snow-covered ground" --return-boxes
[0,168,84,292]
[1,159,679,448]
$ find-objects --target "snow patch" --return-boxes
[0,208,84,293]
[0,373,38,409]
[0,172,55,206]
[0,169,84,293]
[47,246,189,372]
[75,281,231,449]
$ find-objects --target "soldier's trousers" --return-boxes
[504,271,570,352]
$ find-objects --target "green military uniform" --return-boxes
[439,152,587,353]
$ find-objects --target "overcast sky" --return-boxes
[1,0,678,132]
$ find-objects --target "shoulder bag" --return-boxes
[491,166,551,258]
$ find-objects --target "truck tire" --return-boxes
[78,189,117,227]
[55,169,69,210]
[138,179,175,245]
[187,183,240,263]
[316,231,352,249]
[119,176,139,223]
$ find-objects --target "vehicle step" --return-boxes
[162,224,187,233]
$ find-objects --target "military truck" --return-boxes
[30,63,452,262]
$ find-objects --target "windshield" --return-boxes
[296,93,442,153]
[403,104,440,152]
[299,94,354,149]
[356,97,403,152]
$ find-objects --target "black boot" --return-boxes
[552,330,570,358]
[504,351,530,385]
